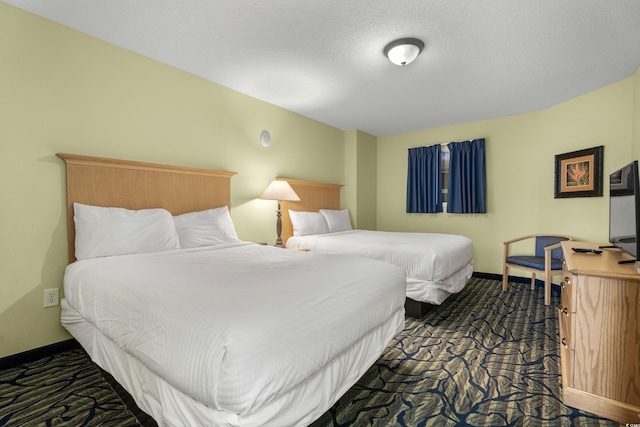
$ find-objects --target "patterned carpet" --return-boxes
[0,348,144,426]
[310,278,616,427]
[0,278,618,427]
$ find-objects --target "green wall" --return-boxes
[344,130,377,230]
[0,3,345,357]
[377,73,638,275]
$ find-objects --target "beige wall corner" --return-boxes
[344,130,377,230]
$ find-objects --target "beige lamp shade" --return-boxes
[259,180,300,202]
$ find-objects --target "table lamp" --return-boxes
[259,180,300,247]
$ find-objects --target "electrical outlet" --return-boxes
[43,288,59,307]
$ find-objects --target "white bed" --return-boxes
[278,178,474,313]
[286,229,473,306]
[61,243,405,426]
[56,153,406,427]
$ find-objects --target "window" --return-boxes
[407,139,486,214]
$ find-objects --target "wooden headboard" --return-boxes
[57,153,236,263]
[279,178,343,245]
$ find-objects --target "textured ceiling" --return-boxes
[6,0,640,136]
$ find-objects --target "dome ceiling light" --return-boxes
[383,38,425,66]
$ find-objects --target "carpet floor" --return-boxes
[0,278,619,426]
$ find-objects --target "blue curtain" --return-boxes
[447,138,486,213]
[406,145,442,213]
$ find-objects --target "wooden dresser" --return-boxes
[560,241,640,424]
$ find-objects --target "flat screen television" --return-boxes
[608,160,640,263]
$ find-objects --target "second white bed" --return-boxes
[286,229,473,305]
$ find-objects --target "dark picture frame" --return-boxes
[554,146,604,198]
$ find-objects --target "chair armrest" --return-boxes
[503,234,538,246]
[503,235,537,260]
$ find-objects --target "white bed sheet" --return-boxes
[62,242,406,427]
[286,230,473,304]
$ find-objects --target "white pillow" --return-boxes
[320,209,353,233]
[173,206,240,248]
[288,210,329,236]
[74,203,180,260]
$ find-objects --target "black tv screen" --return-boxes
[609,160,640,261]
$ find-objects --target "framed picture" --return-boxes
[554,146,603,198]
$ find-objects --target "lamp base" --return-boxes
[275,203,284,248]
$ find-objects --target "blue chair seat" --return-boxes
[506,255,564,271]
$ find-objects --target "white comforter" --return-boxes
[62,242,406,425]
[287,230,473,303]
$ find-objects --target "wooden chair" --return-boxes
[502,234,573,305]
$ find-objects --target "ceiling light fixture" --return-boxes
[383,38,424,66]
